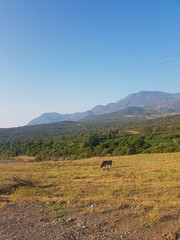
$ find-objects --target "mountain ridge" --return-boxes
[80,100,180,122]
[27,91,180,125]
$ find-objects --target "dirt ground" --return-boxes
[0,200,179,240]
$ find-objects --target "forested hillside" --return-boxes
[0,114,179,160]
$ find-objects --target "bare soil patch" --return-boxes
[126,130,141,135]
[0,200,179,240]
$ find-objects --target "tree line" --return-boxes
[0,125,179,161]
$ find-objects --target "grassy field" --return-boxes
[0,152,180,224]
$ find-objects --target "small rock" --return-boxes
[162,232,177,240]
[168,233,177,240]
[67,217,75,223]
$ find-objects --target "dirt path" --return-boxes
[0,201,179,240]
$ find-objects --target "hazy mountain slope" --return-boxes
[27,111,94,126]
[28,113,69,125]
[90,91,180,114]
[27,91,180,125]
[81,100,180,122]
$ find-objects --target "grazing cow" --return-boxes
[101,167,110,171]
[101,160,112,168]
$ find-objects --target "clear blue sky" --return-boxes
[0,0,180,128]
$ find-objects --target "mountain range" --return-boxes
[81,100,180,123]
[27,91,180,125]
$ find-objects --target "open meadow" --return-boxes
[0,152,180,239]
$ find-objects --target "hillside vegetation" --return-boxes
[0,114,180,161]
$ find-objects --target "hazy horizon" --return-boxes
[0,0,180,128]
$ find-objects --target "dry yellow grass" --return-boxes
[0,152,179,218]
